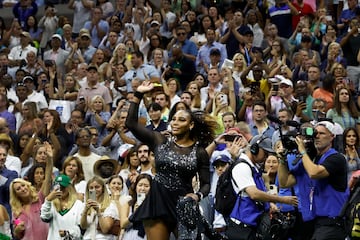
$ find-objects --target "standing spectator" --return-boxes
[292,0,314,31]
[167,26,198,62]
[220,9,250,59]
[119,51,160,93]
[337,0,359,35]
[343,127,360,181]
[40,174,84,240]
[340,18,360,91]
[201,68,223,105]
[12,0,38,28]
[120,173,152,240]
[165,45,196,92]
[10,142,53,240]
[267,0,299,38]
[77,64,112,112]
[73,128,101,181]
[43,34,70,76]
[84,7,110,48]
[96,0,114,19]
[39,5,58,52]
[78,32,97,64]
[68,0,94,38]
[196,28,227,72]
[249,101,275,138]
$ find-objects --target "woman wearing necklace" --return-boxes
[40,174,84,240]
[125,81,217,240]
[326,87,360,133]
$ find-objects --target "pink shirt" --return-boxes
[13,192,49,240]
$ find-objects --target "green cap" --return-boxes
[55,174,71,187]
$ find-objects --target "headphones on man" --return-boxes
[250,135,266,155]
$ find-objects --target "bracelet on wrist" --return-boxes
[213,140,218,145]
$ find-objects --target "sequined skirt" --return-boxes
[129,179,187,230]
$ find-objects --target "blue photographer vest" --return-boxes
[312,148,349,217]
[229,163,270,226]
[288,153,316,221]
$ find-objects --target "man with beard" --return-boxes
[128,143,154,185]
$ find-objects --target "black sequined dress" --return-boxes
[126,101,210,230]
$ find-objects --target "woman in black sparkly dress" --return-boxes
[125,81,217,240]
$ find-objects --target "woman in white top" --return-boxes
[80,176,120,240]
[61,156,87,201]
[40,174,84,240]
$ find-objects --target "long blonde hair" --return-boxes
[85,176,111,214]
[53,184,78,212]
[10,178,39,217]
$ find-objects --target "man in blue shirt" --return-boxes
[196,28,227,70]
[120,51,160,92]
[168,26,198,62]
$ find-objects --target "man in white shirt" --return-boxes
[22,75,48,111]
[8,32,37,66]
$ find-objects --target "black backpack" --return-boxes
[214,159,254,216]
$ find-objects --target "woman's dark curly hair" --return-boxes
[189,110,218,147]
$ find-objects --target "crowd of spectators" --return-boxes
[0,0,357,239]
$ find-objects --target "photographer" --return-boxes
[225,135,298,240]
[278,121,349,240]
